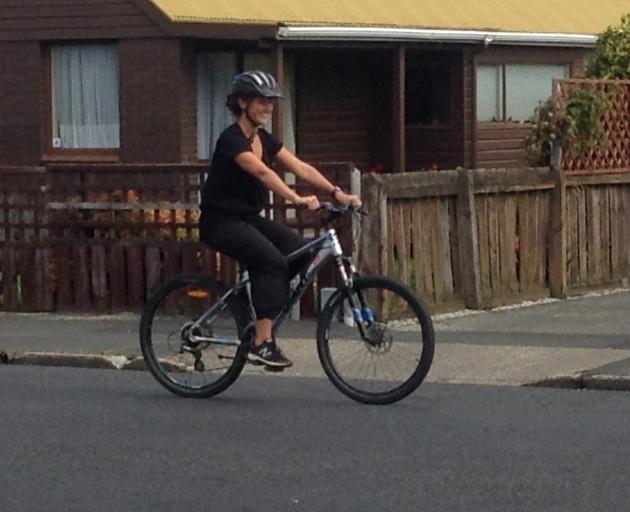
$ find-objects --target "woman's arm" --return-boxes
[275,148,362,206]
[235,151,319,209]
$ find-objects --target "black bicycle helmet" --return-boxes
[231,70,284,99]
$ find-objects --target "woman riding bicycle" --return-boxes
[199,70,361,369]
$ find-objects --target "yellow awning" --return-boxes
[149,0,629,35]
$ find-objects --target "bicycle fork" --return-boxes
[331,240,375,342]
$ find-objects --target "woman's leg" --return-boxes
[247,214,310,278]
[200,213,298,344]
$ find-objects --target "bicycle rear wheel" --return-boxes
[139,273,253,398]
[317,275,434,404]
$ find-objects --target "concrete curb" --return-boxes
[526,371,630,392]
[3,350,630,391]
[2,351,140,371]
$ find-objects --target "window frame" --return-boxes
[44,41,121,163]
[476,61,571,123]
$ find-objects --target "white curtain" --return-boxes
[282,53,297,154]
[476,65,503,122]
[196,53,238,160]
[51,45,120,148]
[505,64,569,121]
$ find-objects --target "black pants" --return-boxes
[200,210,308,319]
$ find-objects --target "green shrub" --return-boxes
[525,88,609,166]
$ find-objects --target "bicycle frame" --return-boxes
[187,226,360,347]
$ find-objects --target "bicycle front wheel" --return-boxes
[139,273,253,398]
[317,275,434,404]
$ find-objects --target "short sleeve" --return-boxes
[216,125,251,162]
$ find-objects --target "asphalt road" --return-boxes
[1,366,629,512]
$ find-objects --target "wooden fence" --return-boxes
[0,162,356,314]
[565,174,630,290]
[361,168,630,312]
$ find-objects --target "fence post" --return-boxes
[360,173,386,275]
[456,169,482,309]
[548,145,567,298]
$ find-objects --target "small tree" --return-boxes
[585,13,630,79]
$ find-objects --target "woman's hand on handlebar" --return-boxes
[294,194,321,210]
[334,190,362,208]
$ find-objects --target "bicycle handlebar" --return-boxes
[316,201,367,228]
[317,201,367,216]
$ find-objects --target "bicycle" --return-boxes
[139,203,435,404]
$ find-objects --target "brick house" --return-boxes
[0,0,627,172]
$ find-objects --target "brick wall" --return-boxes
[119,38,180,163]
[179,41,198,163]
[0,42,44,165]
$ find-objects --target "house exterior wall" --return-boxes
[0,0,189,166]
[476,123,532,168]
[0,37,197,166]
[463,49,475,169]
[295,48,392,171]
[0,0,164,41]
[0,0,595,173]
[294,47,469,172]
[119,38,197,163]
[0,42,44,165]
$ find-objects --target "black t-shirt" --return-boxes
[200,123,283,214]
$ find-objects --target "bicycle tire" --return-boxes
[316,275,434,405]
[139,273,253,398]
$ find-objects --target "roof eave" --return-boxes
[277,26,598,48]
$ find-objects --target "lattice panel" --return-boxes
[555,79,630,174]
[0,168,48,243]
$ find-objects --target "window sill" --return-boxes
[406,124,453,130]
[42,150,120,163]
[477,121,533,127]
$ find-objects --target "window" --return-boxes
[196,52,238,160]
[51,44,120,149]
[405,63,452,126]
[476,64,569,122]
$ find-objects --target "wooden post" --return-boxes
[548,144,567,298]
[360,173,386,275]
[272,43,286,222]
[392,45,406,173]
[456,169,482,308]
[272,43,285,145]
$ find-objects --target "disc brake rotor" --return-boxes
[364,323,394,354]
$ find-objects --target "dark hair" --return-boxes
[226,93,242,116]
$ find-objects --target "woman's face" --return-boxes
[239,97,275,126]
